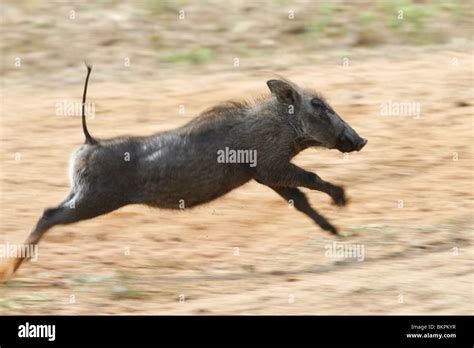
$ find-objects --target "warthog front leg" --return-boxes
[270,186,339,235]
[253,163,346,206]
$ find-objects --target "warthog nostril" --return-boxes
[356,138,368,151]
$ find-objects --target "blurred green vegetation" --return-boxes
[145,0,183,14]
[161,47,216,64]
[2,0,471,77]
[140,0,473,65]
[110,270,148,300]
[303,0,471,45]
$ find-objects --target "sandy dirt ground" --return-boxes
[0,46,472,314]
[1,0,473,315]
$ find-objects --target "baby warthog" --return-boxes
[1,64,367,278]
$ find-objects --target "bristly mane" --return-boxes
[199,100,252,117]
[180,96,273,134]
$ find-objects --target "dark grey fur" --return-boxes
[12,66,367,274]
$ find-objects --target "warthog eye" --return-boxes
[311,98,324,111]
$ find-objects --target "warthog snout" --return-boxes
[357,138,368,151]
[335,127,367,153]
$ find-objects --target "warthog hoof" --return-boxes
[331,186,347,207]
[0,258,16,282]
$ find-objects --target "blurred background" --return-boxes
[0,0,472,314]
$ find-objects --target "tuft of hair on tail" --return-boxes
[82,61,97,145]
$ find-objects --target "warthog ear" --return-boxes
[267,79,301,108]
